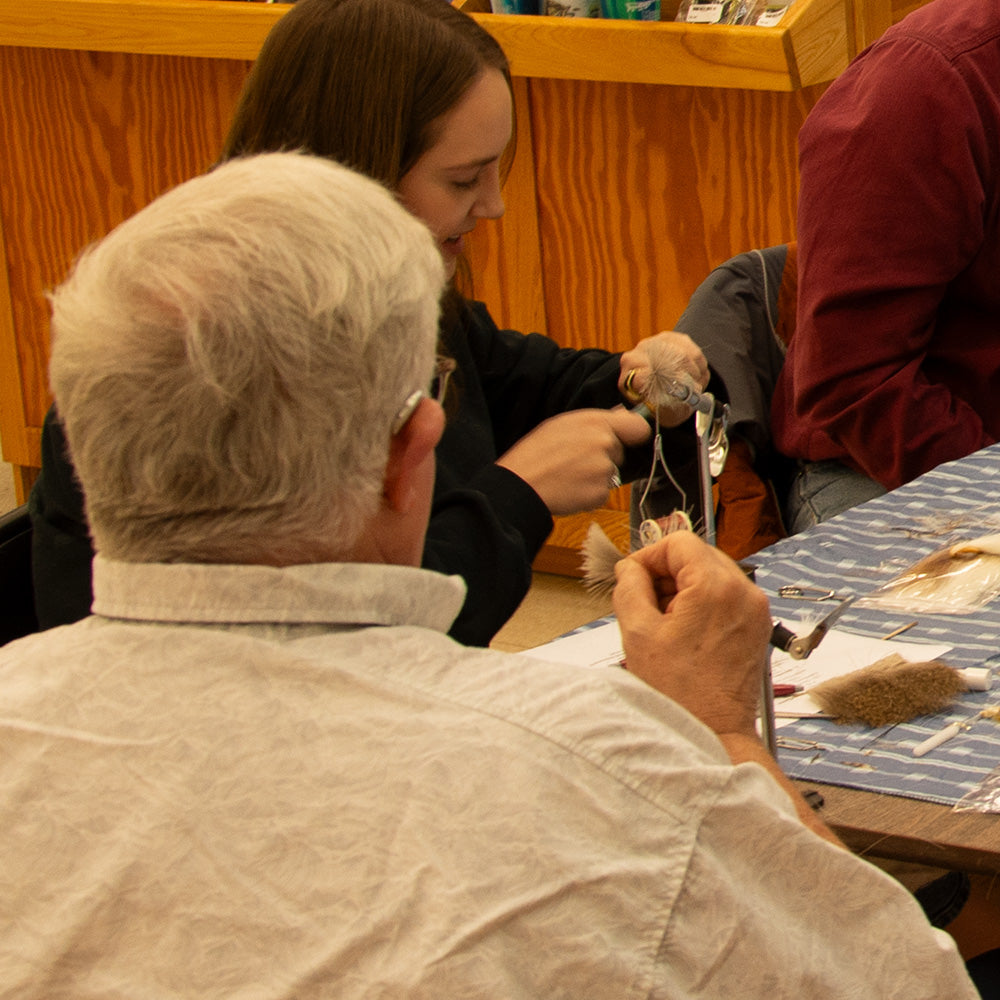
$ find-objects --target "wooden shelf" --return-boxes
[0,0,850,91]
[0,0,287,60]
[458,0,851,90]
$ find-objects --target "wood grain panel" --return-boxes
[0,47,249,446]
[464,77,547,336]
[528,77,822,352]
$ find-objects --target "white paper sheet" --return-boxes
[519,618,954,728]
[518,620,623,670]
[770,620,952,723]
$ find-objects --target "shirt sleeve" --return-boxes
[655,760,978,998]
[772,36,995,488]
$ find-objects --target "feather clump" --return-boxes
[809,654,966,727]
[641,338,698,408]
[581,513,694,596]
[581,522,628,597]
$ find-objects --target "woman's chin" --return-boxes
[440,246,460,278]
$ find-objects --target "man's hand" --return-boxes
[612,531,771,737]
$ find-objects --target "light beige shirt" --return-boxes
[0,557,976,998]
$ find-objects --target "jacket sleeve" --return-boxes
[457,302,630,451]
[457,300,677,481]
[426,465,554,648]
[771,35,995,488]
[434,301,660,647]
[29,406,95,628]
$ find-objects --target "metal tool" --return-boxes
[742,562,779,757]
[771,596,855,661]
[777,585,839,601]
[693,397,729,547]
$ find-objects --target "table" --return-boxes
[792,781,1000,874]
[749,443,1000,873]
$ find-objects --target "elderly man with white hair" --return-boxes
[0,152,982,998]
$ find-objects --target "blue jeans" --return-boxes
[784,459,887,534]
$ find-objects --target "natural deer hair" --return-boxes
[808,654,966,727]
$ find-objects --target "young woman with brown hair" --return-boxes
[31,0,708,645]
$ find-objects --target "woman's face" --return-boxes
[397,68,512,277]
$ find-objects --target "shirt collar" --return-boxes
[91,556,467,634]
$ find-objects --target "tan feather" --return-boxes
[868,544,1000,612]
[580,514,695,596]
[580,523,627,597]
[641,338,698,409]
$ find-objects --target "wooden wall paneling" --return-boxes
[849,0,892,54]
[0,207,38,500]
[517,78,824,568]
[529,78,822,354]
[0,46,249,492]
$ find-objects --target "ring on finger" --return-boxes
[609,465,622,490]
[622,368,643,404]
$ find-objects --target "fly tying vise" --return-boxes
[581,336,730,597]
[579,344,783,753]
[631,338,730,548]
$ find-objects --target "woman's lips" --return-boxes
[442,234,465,257]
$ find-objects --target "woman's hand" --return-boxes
[497,407,650,516]
[619,331,709,428]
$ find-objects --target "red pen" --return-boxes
[773,684,803,698]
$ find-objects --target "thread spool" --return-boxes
[957,667,993,691]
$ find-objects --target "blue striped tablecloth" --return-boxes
[753,444,1000,807]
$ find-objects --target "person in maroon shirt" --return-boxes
[771,0,1000,532]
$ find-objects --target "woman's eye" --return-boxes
[452,177,478,191]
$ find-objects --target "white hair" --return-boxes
[48,152,445,563]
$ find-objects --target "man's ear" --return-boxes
[382,397,444,514]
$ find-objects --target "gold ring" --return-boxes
[622,368,643,404]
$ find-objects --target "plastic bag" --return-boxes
[858,538,1000,615]
[953,765,1000,814]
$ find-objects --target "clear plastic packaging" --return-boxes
[600,0,659,19]
[546,0,601,15]
[953,764,1000,814]
[753,0,794,25]
[858,539,1000,615]
[675,0,763,25]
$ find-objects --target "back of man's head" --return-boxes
[48,152,444,565]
